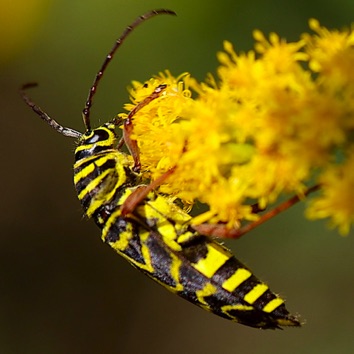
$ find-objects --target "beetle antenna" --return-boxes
[82,9,176,131]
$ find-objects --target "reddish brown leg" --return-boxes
[123,117,141,171]
[120,167,176,216]
[118,84,170,214]
[192,223,244,239]
[123,84,167,172]
[193,184,320,239]
[116,136,125,150]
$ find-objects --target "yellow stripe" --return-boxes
[244,283,268,304]
[106,225,155,273]
[222,268,252,292]
[86,198,106,217]
[262,297,284,313]
[74,163,95,184]
[86,166,128,217]
[78,169,110,200]
[176,231,195,244]
[222,303,254,313]
[141,241,154,272]
[195,283,217,306]
[193,243,230,278]
[143,200,181,252]
[109,228,133,252]
[102,208,127,249]
[74,155,111,183]
[73,153,97,168]
[169,253,184,291]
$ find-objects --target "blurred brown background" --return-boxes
[1,0,354,353]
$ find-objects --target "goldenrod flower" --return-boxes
[119,20,354,235]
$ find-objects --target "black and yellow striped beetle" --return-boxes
[21,9,301,329]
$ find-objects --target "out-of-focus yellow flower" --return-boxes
[0,0,52,66]
[119,20,354,235]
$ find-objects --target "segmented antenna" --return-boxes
[21,83,82,138]
[82,9,176,131]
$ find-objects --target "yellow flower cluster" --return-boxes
[119,20,354,235]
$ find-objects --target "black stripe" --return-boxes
[145,231,176,287]
[79,171,114,213]
[268,303,292,318]
[181,241,208,264]
[74,155,98,174]
[178,262,208,292]
[253,289,277,308]
[179,234,209,263]
[231,275,264,299]
[105,217,145,265]
[212,256,246,285]
[75,158,117,194]
[121,223,145,265]
[104,217,128,243]
[75,145,112,161]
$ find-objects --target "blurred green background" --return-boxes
[1,0,354,353]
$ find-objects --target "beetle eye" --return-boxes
[85,129,110,144]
